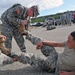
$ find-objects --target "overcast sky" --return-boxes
[0,0,75,17]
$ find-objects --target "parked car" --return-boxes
[35,22,43,27]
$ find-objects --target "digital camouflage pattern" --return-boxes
[66,11,71,25]
[0,50,14,66]
[1,4,28,52]
[19,33,58,73]
[60,14,66,25]
[1,4,39,52]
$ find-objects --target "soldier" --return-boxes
[66,11,71,25]
[1,3,39,54]
[60,13,66,25]
[18,31,75,74]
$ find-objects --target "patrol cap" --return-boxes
[31,5,39,17]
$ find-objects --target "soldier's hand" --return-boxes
[0,35,6,42]
[36,41,43,50]
[21,20,28,26]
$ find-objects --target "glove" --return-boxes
[18,24,29,35]
[18,24,25,34]
[18,19,30,35]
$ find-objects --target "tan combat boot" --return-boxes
[0,43,10,55]
[0,35,10,55]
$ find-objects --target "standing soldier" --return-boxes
[60,14,66,25]
[1,3,39,54]
[66,11,71,25]
[73,12,75,24]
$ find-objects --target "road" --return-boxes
[0,24,75,75]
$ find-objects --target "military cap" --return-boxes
[31,5,39,17]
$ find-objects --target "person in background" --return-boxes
[73,12,75,24]
[1,3,39,54]
[66,11,71,25]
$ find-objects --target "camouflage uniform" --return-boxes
[60,14,66,25]
[1,4,29,52]
[0,50,14,66]
[19,33,58,73]
[66,11,71,25]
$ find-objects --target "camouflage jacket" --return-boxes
[1,4,29,29]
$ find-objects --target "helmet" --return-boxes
[31,5,39,17]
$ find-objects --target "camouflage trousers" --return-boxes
[19,33,58,73]
[1,21,26,52]
[0,51,14,66]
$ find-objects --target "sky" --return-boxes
[0,0,75,17]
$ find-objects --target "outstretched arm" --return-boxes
[36,40,65,49]
[43,40,64,47]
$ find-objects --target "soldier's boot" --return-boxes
[0,35,11,55]
[0,43,11,55]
